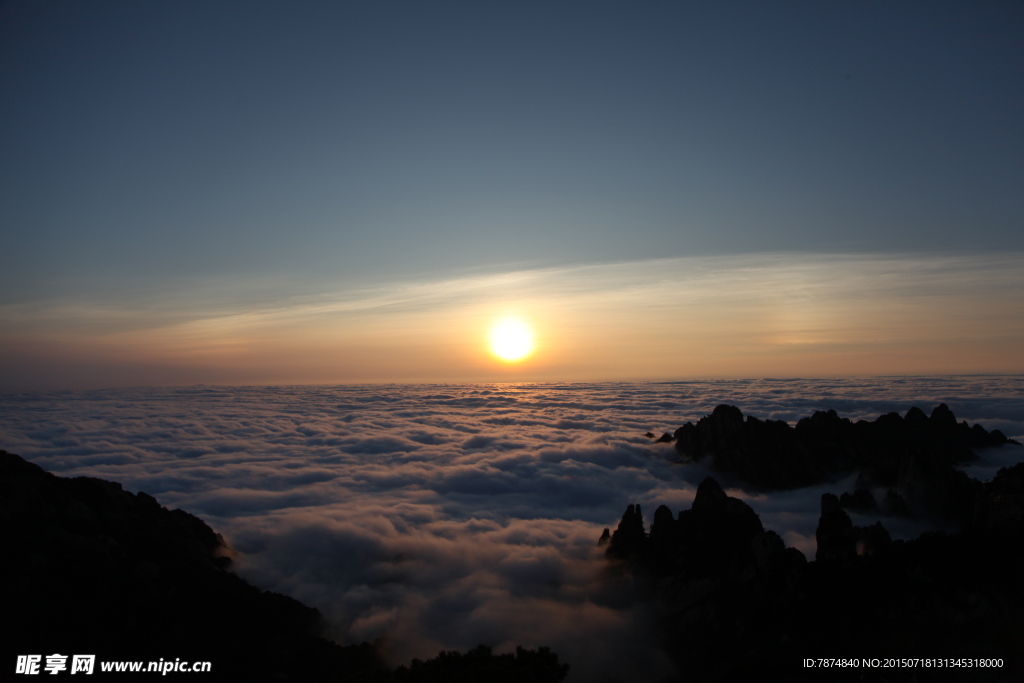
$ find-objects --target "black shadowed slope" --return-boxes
[386,644,569,683]
[0,449,384,681]
[1,450,569,682]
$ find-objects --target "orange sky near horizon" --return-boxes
[2,252,1022,390]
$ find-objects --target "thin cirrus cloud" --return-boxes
[1,251,1023,390]
[1,380,1022,680]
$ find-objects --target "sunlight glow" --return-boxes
[489,318,534,362]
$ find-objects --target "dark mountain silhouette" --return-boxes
[599,464,1024,682]
[671,404,1018,530]
[1,449,568,682]
[1,448,381,681]
[385,644,569,683]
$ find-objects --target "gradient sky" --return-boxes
[2,1,1023,389]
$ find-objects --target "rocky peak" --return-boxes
[691,476,728,514]
[606,503,647,560]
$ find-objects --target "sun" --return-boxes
[489,318,534,362]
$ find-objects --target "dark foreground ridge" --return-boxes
[1,450,568,682]
[600,468,1024,680]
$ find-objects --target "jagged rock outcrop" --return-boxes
[673,404,1019,525]
[644,431,674,442]
[815,492,858,564]
[673,405,827,489]
[838,486,877,511]
[881,487,911,517]
[600,462,1024,682]
[603,479,810,680]
[972,461,1024,533]
[815,493,891,564]
[607,478,782,581]
[606,503,647,559]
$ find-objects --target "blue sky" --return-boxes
[1,1,1023,388]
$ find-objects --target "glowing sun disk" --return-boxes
[489,319,534,362]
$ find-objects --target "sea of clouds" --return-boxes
[2,377,1023,681]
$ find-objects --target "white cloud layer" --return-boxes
[2,377,1022,681]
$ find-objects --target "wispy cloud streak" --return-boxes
[2,252,1022,389]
